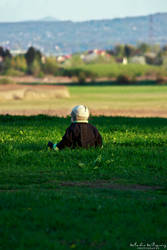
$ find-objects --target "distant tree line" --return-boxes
[0,44,167,83]
[0,47,11,58]
[0,46,57,77]
[107,43,167,64]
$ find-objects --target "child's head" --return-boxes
[71,105,89,123]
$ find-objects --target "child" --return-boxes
[48,105,102,150]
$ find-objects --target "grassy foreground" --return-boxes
[0,115,167,249]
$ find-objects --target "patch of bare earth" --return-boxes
[0,75,73,84]
[0,181,162,192]
[0,84,68,91]
[0,84,70,101]
[91,109,167,118]
[0,109,69,117]
[1,108,167,118]
[58,181,162,191]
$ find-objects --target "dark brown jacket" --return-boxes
[56,123,102,150]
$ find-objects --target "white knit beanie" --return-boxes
[71,105,89,123]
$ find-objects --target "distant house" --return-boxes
[57,55,66,63]
[56,54,71,63]
[83,53,98,63]
[65,54,72,60]
[129,56,146,65]
[145,52,162,65]
[94,49,106,56]
[87,50,94,54]
[122,57,128,65]
[116,57,128,64]
[82,49,110,63]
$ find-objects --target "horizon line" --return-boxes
[0,11,166,24]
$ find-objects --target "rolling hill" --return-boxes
[0,13,167,55]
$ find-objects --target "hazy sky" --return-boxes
[0,0,167,22]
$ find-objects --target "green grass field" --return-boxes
[0,115,167,249]
[1,85,167,116]
[67,63,167,78]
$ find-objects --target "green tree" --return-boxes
[137,43,151,54]
[11,55,27,72]
[124,44,136,58]
[25,47,42,66]
[43,57,59,75]
[0,47,11,58]
[162,45,167,54]
[29,59,41,76]
[114,45,125,57]
[2,57,12,72]
[68,54,84,67]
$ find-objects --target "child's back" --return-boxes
[56,122,102,150]
[48,105,102,150]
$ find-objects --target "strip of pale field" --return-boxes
[0,85,167,117]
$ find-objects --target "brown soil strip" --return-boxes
[0,75,72,84]
[1,108,167,118]
[91,109,167,118]
[58,181,161,191]
[0,180,162,192]
[0,84,68,91]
